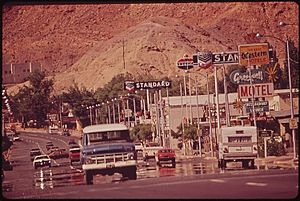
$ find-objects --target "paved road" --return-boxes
[2,131,298,199]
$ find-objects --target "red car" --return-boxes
[156,148,176,167]
[49,148,69,159]
[69,147,81,165]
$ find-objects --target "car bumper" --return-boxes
[82,160,137,171]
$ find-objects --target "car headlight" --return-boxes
[85,157,94,164]
[127,153,134,160]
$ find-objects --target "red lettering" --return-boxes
[267,83,272,95]
[255,85,260,96]
[240,86,248,97]
[261,85,266,95]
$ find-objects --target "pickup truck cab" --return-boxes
[81,123,137,184]
[156,148,176,167]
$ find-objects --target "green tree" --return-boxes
[12,70,54,128]
[130,124,153,142]
[60,84,96,127]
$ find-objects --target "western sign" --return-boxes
[238,82,274,99]
[238,43,270,66]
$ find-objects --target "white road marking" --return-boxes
[209,179,226,183]
[246,182,267,187]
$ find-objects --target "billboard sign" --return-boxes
[176,56,194,70]
[238,82,274,99]
[238,43,270,66]
[245,101,269,113]
[124,80,172,91]
[229,69,266,84]
[124,81,135,92]
[193,49,275,66]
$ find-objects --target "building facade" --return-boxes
[2,62,42,85]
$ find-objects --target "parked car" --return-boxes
[30,148,42,161]
[49,148,69,159]
[33,155,51,169]
[156,148,176,167]
[46,142,54,150]
[48,125,59,134]
[134,142,144,152]
[47,146,59,154]
[68,139,76,145]
[69,147,81,165]
[62,129,70,136]
[13,135,21,141]
[2,155,13,171]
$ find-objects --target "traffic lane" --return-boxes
[14,169,298,199]
[3,132,77,197]
[21,132,72,150]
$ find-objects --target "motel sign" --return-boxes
[238,82,274,99]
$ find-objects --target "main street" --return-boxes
[2,131,298,199]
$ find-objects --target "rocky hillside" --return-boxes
[2,2,298,93]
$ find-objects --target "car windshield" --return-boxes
[35,155,49,160]
[159,149,174,153]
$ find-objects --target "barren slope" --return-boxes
[2,2,298,93]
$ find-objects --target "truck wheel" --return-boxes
[85,171,93,185]
[171,159,176,168]
[123,166,137,180]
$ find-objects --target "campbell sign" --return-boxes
[229,69,266,84]
[124,80,172,91]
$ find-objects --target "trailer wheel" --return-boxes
[249,159,255,169]
[220,159,226,169]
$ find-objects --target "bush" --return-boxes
[258,136,286,157]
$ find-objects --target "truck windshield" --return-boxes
[86,130,130,145]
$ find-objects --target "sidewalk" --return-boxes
[176,151,298,167]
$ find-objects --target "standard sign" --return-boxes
[238,43,270,66]
[124,80,172,90]
[238,82,274,99]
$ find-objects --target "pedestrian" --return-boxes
[284,132,291,149]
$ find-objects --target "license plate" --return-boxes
[106,164,115,168]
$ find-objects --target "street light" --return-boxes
[189,71,214,157]
[256,21,297,159]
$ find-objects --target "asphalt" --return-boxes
[16,128,299,167]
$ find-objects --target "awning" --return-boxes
[278,117,299,124]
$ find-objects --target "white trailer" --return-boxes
[217,126,258,169]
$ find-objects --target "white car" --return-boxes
[134,142,144,152]
[33,155,51,169]
[48,125,59,134]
